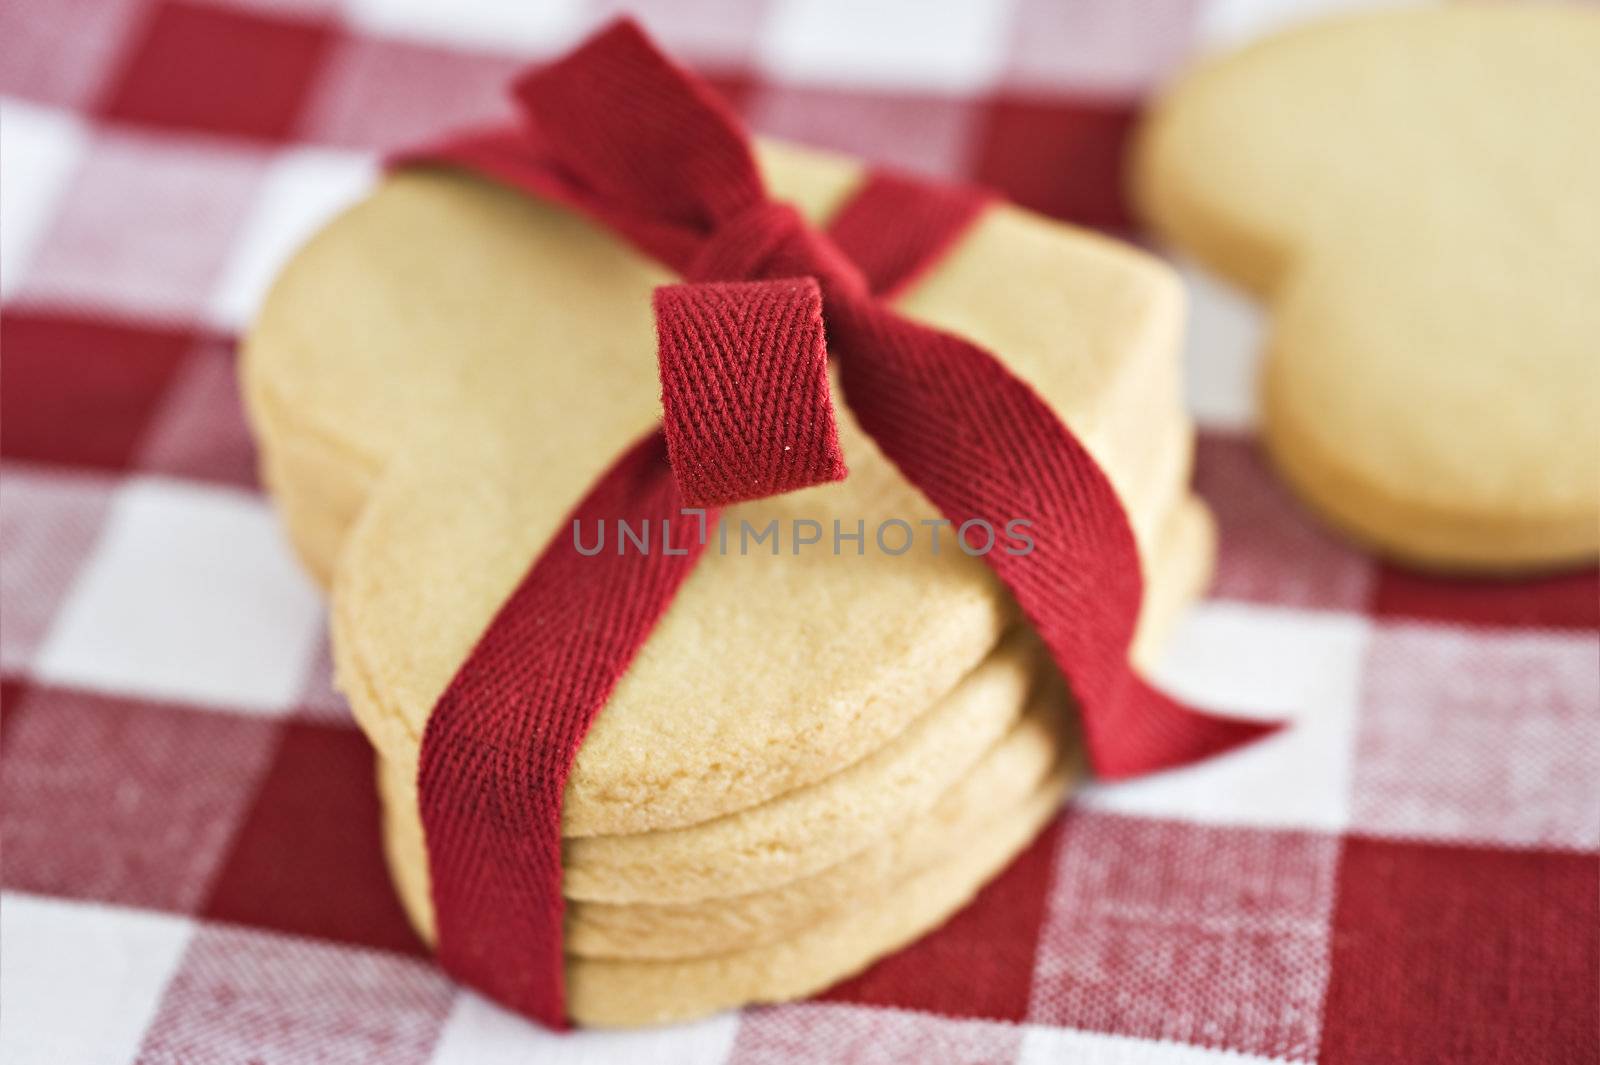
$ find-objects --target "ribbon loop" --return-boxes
[512,21,763,232]
[655,277,846,507]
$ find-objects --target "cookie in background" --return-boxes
[1134,4,1600,573]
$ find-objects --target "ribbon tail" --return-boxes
[419,430,711,1027]
[1084,675,1284,781]
[829,272,1287,785]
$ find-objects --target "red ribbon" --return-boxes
[405,19,1281,1027]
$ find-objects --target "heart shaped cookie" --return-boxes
[1135,5,1600,572]
[244,139,1214,1024]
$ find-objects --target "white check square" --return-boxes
[34,476,322,715]
[1175,256,1266,430]
[1078,601,1371,831]
[208,146,377,329]
[431,993,739,1065]
[760,0,1015,93]
[0,98,88,298]
[342,0,586,54]
[0,893,193,1065]
[1198,0,1432,53]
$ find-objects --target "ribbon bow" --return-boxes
[409,19,1281,1027]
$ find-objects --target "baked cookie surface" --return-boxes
[1135,5,1600,572]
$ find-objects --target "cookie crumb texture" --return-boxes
[1135,5,1600,573]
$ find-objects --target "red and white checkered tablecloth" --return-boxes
[1,1,1595,1062]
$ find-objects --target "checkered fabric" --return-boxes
[1,1,1594,1062]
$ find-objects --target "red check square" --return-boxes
[0,311,195,471]
[202,721,429,955]
[1372,563,1600,631]
[816,816,1061,1022]
[0,678,29,747]
[1028,812,1339,1060]
[99,0,334,142]
[745,84,980,180]
[133,336,260,488]
[1193,432,1375,612]
[0,684,280,913]
[1322,837,1599,1065]
[970,96,1137,229]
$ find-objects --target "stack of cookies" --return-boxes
[242,140,1215,1026]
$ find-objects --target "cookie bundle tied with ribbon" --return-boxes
[243,21,1278,1028]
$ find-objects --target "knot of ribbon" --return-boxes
[658,198,866,507]
[404,18,1282,1028]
